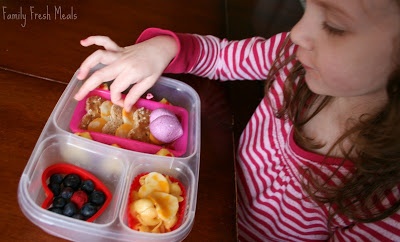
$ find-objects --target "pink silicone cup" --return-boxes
[69,89,189,157]
[41,163,112,222]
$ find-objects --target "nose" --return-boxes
[290,15,314,51]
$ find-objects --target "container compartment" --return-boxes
[118,158,196,242]
[53,70,200,158]
[69,89,189,157]
[41,163,113,222]
[22,134,127,222]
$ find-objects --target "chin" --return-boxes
[304,80,329,96]
[304,77,319,94]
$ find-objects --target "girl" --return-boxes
[74,0,400,241]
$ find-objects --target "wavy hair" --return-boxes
[265,23,400,224]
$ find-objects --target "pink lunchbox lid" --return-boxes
[69,89,189,157]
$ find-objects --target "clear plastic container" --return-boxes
[17,68,201,242]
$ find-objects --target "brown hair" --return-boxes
[265,31,400,223]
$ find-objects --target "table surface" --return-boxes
[0,1,303,241]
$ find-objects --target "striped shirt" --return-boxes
[137,28,400,241]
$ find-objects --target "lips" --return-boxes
[302,63,313,70]
[296,56,312,70]
[295,49,314,70]
[298,57,315,71]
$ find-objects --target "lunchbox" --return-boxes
[17,67,201,242]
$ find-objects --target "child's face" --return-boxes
[290,0,400,98]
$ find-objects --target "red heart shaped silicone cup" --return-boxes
[41,163,112,222]
[127,173,186,232]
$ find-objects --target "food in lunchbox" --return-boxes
[75,131,93,140]
[155,148,174,157]
[159,98,170,105]
[79,95,183,145]
[149,108,183,145]
[46,172,106,221]
[128,172,185,233]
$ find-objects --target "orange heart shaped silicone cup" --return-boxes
[41,163,112,222]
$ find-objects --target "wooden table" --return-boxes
[0,0,302,241]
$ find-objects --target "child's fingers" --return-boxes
[81,36,122,51]
[74,64,123,101]
[76,68,90,81]
[108,69,141,107]
[77,49,121,80]
[123,75,159,111]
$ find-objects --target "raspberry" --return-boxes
[70,190,88,209]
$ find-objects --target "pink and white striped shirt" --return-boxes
[137,28,400,242]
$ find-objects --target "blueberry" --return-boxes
[48,182,61,196]
[81,179,95,194]
[63,174,81,190]
[60,187,74,200]
[81,203,97,218]
[72,213,85,220]
[63,202,77,217]
[48,207,63,215]
[89,190,106,205]
[49,173,63,184]
[52,196,67,208]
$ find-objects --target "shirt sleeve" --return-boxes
[136,27,293,81]
[135,27,200,74]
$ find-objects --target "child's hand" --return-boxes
[74,35,178,112]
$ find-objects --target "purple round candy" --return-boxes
[149,115,183,143]
[150,108,175,123]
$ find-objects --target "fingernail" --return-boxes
[77,70,85,79]
[76,73,82,80]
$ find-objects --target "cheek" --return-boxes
[318,58,387,96]
[308,56,362,95]
[308,29,395,96]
